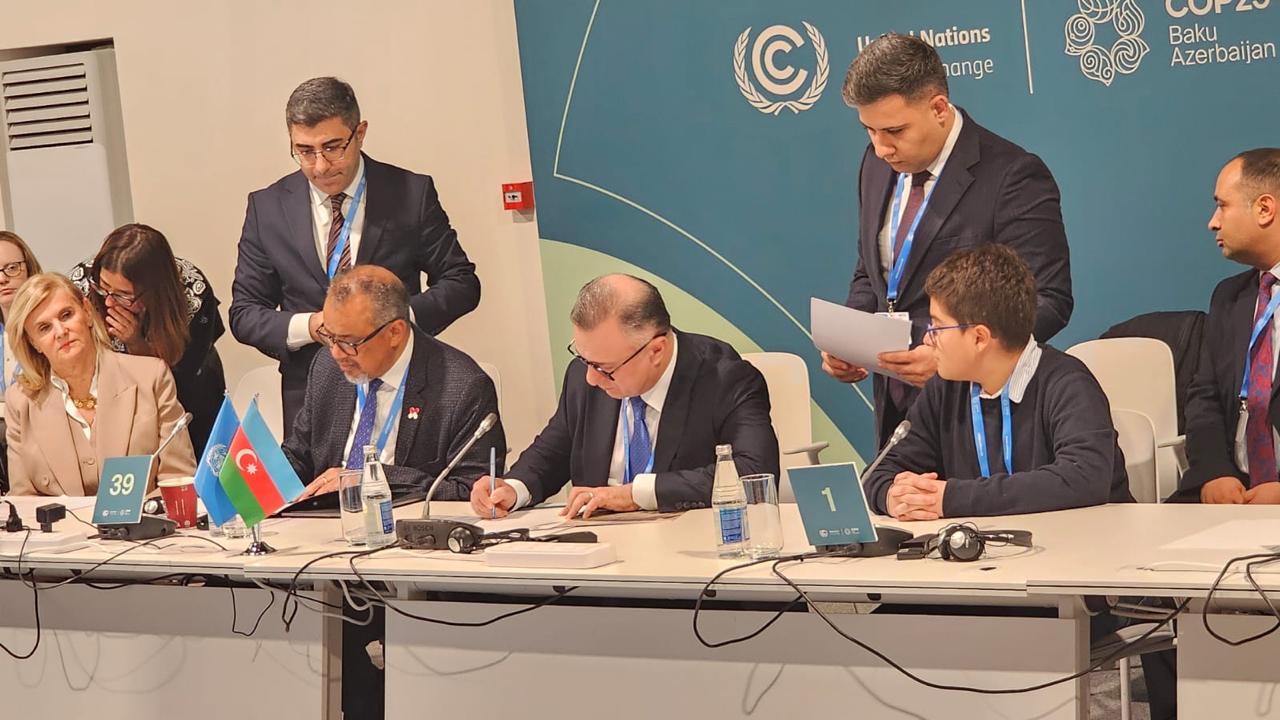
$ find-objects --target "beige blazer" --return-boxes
[5,350,196,496]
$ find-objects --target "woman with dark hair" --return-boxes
[70,223,226,452]
[0,230,42,393]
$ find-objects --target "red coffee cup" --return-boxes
[157,477,198,529]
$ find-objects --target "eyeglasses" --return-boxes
[87,278,143,308]
[567,333,665,382]
[0,261,27,278]
[922,322,974,346]
[291,126,357,166]
[317,319,395,356]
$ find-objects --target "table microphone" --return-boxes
[859,420,911,482]
[419,412,498,519]
[156,412,194,456]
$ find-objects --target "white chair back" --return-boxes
[1112,408,1158,504]
[1067,338,1180,501]
[231,365,284,442]
[742,352,815,502]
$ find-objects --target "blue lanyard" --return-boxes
[325,173,367,279]
[970,383,1013,477]
[1239,289,1280,400]
[620,399,654,483]
[886,172,939,306]
[355,373,408,457]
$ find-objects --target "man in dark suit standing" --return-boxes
[822,34,1073,448]
[470,274,778,519]
[285,265,503,501]
[1179,148,1280,506]
[231,77,480,436]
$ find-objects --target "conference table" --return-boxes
[2,499,1279,719]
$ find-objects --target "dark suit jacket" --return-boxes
[281,328,505,500]
[230,153,481,434]
[507,330,779,512]
[1176,269,1274,502]
[845,110,1073,445]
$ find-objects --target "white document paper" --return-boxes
[1158,519,1280,552]
[810,297,912,379]
[438,506,570,534]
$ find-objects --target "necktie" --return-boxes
[624,396,652,484]
[325,192,351,274]
[886,171,932,414]
[346,378,384,470]
[1246,272,1278,486]
[891,171,932,261]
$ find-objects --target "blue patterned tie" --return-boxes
[624,396,652,484]
[346,378,383,470]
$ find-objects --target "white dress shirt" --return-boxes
[49,353,102,441]
[1234,263,1280,473]
[974,338,1043,403]
[509,334,679,511]
[878,106,964,277]
[341,331,413,467]
[0,329,18,406]
[286,158,367,351]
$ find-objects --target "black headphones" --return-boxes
[447,526,530,554]
[936,523,1033,562]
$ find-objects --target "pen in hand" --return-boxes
[489,446,497,519]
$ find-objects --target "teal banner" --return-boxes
[515,0,1280,457]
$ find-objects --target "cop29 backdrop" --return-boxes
[514,0,1280,464]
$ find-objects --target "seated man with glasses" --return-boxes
[287,265,503,500]
[863,244,1132,520]
[470,273,778,519]
[231,76,480,438]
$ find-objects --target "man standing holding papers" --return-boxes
[824,34,1072,447]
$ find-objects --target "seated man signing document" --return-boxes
[470,274,779,519]
[863,244,1133,520]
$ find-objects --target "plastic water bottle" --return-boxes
[360,445,396,548]
[712,444,749,558]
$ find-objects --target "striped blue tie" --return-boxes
[624,396,651,484]
[346,378,383,470]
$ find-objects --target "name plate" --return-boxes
[93,455,155,526]
[788,463,878,547]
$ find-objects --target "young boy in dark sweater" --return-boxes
[864,244,1134,520]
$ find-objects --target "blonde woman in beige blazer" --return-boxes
[4,273,195,496]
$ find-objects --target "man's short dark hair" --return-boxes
[285,77,361,130]
[842,33,949,107]
[570,274,672,337]
[1232,148,1280,201]
[925,244,1035,349]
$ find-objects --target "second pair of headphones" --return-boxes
[936,523,1034,562]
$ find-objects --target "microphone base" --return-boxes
[813,526,913,558]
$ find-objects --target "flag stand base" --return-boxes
[240,524,277,556]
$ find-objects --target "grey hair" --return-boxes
[570,274,671,336]
[328,266,409,327]
[842,33,948,107]
[285,77,361,129]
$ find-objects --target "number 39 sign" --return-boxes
[92,455,156,526]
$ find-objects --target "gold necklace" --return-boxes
[71,395,96,410]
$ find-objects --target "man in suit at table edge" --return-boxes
[823,33,1072,449]
[230,76,480,437]
[471,273,779,520]
[1178,148,1280,505]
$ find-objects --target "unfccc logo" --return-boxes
[1065,0,1150,86]
[733,23,828,115]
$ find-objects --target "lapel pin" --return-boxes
[407,406,420,420]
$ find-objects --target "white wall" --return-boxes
[0,1,556,452]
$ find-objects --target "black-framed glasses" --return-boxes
[567,333,665,382]
[0,261,26,278]
[87,278,143,308]
[922,322,974,346]
[317,319,395,356]
[291,126,357,166]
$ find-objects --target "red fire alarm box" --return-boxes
[502,182,534,210]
